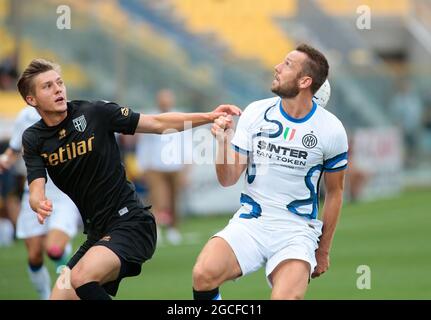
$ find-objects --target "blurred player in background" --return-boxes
[192,44,348,300]
[18,59,241,300]
[136,89,188,245]
[390,79,424,168]
[0,105,81,300]
[0,139,19,247]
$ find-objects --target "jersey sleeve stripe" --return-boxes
[324,164,348,172]
[323,152,348,169]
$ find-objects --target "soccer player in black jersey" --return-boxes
[17,59,241,300]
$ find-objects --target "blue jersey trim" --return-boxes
[252,105,283,139]
[279,99,317,123]
[246,163,257,184]
[231,143,250,156]
[247,104,281,185]
[286,164,323,219]
[323,152,348,169]
[239,193,262,219]
[325,164,348,172]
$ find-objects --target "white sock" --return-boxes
[166,227,182,245]
[156,226,164,246]
[64,242,72,256]
[0,218,14,246]
[28,265,51,300]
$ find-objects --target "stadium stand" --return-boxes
[316,0,410,16]
[169,0,297,68]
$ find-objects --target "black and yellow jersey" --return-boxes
[22,100,151,237]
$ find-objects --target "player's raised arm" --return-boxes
[135,104,242,134]
[211,115,248,187]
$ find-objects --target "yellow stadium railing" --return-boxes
[0,91,25,118]
[0,0,8,20]
[0,27,15,60]
[316,0,411,16]
[170,0,297,69]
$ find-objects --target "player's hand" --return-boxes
[211,115,235,142]
[311,248,330,279]
[0,154,11,173]
[211,104,242,120]
[36,199,53,225]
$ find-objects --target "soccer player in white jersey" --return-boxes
[192,44,348,300]
[0,106,80,299]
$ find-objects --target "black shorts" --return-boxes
[67,207,157,296]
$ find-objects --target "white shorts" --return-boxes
[213,211,322,287]
[16,191,81,239]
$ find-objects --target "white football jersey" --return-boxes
[9,106,76,200]
[9,106,40,153]
[231,97,348,224]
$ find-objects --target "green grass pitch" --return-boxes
[0,188,430,299]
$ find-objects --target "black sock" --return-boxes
[193,287,220,300]
[75,281,112,300]
[28,262,43,272]
[47,252,62,261]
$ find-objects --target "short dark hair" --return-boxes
[296,44,329,94]
[17,59,61,101]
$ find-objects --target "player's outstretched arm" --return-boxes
[211,115,247,187]
[311,170,345,278]
[0,148,20,173]
[135,104,242,134]
[29,178,53,225]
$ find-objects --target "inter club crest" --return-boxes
[302,133,318,149]
[73,115,87,132]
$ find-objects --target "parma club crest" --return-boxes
[73,115,87,132]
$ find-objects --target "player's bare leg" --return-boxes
[25,236,44,266]
[45,229,71,271]
[69,245,121,299]
[269,259,310,300]
[160,171,182,245]
[154,172,172,226]
[192,237,242,299]
[45,229,69,254]
[25,236,51,299]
